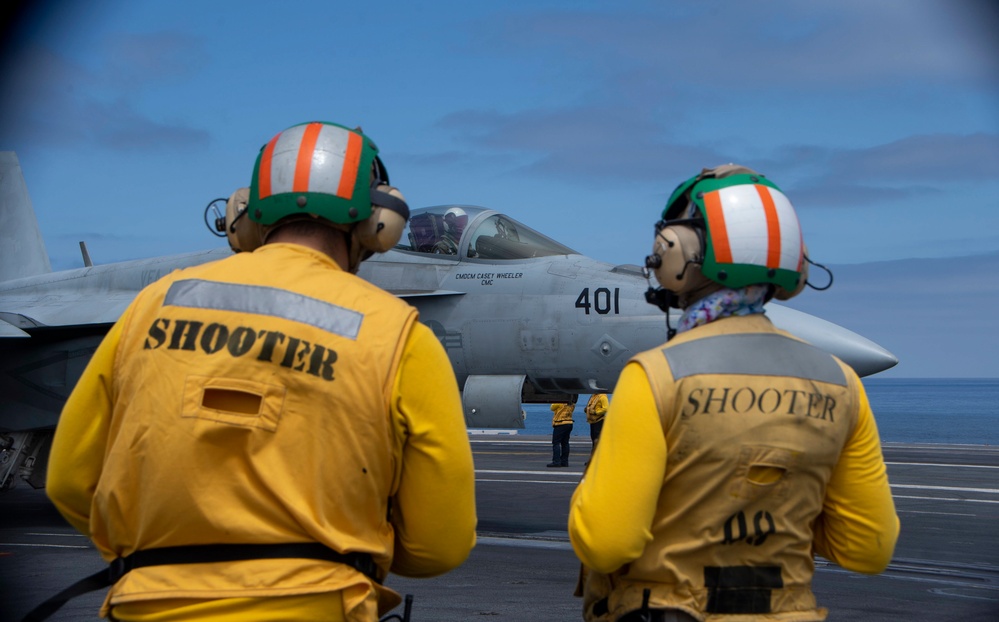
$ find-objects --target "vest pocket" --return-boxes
[728,445,796,500]
[182,374,286,431]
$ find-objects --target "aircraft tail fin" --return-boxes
[0,152,51,282]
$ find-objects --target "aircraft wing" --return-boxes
[0,293,136,331]
[0,249,230,335]
[0,317,30,337]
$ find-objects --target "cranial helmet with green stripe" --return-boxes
[659,164,807,299]
[248,121,384,226]
[224,121,410,268]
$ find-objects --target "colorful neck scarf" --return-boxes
[677,285,768,333]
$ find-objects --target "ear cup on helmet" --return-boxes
[225,187,264,253]
[355,206,407,252]
[356,186,408,253]
[652,225,702,292]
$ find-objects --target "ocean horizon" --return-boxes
[491,378,999,446]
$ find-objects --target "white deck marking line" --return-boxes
[476,469,579,476]
[0,542,90,549]
[25,532,86,537]
[477,478,576,485]
[891,484,999,494]
[894,495,999,504]
[887,462,999,469]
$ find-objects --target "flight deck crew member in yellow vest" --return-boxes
[568,165,899,622]
[548,397,576,467]
[45,121,477,622]
[584,393,609,453]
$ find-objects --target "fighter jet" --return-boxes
[0,152,897,489]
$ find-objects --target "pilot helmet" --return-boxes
[443,207,467,235]
[646,164,808,307]
[226,121,410,270]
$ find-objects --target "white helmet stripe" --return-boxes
[260,123,361,200]
[704,185,802,271]
[767,186,804,272]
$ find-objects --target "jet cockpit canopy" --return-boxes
[397,205,576,260]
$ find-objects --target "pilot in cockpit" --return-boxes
[433,207,467,254]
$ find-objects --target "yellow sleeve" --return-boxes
[568,362,667,573]
[596,394,609,415]
[813,378,900,573]
[46,318,125,537]
[389,322,477,577]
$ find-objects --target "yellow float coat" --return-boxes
[585,394,609,424]
[551,402,576,426]
[47,244,477,621]
[569,314,898,621]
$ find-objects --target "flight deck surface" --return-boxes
[3,439,997,620]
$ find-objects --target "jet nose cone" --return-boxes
[837,335,898,377]
[767,305,898,377]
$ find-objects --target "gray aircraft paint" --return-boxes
[0,152,50,284]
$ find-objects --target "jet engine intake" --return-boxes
[462,374,528,429]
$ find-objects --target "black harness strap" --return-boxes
[21,542,379,622]
[21,570,112,622]
[109,543,381,583]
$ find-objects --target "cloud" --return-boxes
[99,31,204,89]
[394,147,520,171]
[786,182,939,209]
[480,1,999,92]
[435,105,733,181]
[432,95,999,198]
[80,97,209,150]
[0,30,209,151]
[768,133,999,208]
[825,133,999,182]
[426,3,998,192]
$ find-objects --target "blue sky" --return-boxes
[1,0,997,377]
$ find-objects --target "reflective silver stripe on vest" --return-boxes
[164,279,363,340]
[663,333,846,386]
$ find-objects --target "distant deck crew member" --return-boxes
[569,164,899,621]
[584,393,609,455]
[548,397,577,467]
[44,121,477,622]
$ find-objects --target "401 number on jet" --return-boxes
[575,287,621,315]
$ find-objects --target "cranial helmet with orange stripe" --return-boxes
[644,164,809,310]
[225,121,409,271]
